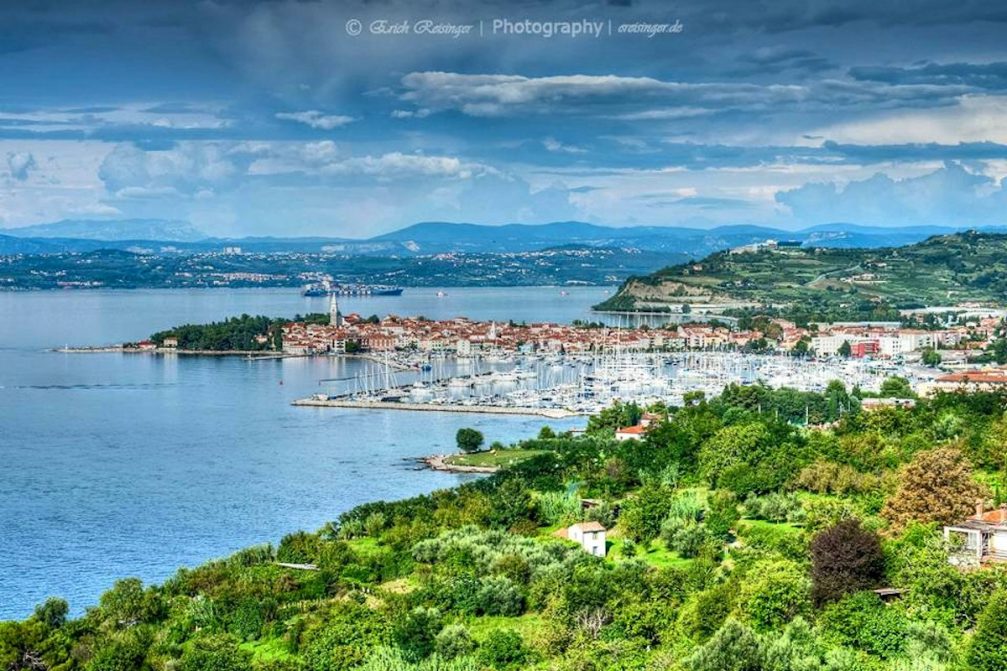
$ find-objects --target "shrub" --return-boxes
[300,603,386,671]
[394,607,442,661]
[818,591,908,658]
[355,646,479,671]
[177,634,250,671]
[435,624,477,660]
[490,553,531,585]
[661,518,711,559]
[706,490,741,540]
[535,491,581,527]
[585,500,617,529]
[678,582,735,642]
[684,618,764,671]
[743,493,804,524]
[810,519,885,606]
[668,490,705,523]
[277,531,321,564]
[475,576,524,617]
[737,521,808,561]
[737,560,811,630]
[84,630,150,671]
[477,629,528,669]
[967,590,1007,671]
[761,617,827,671]
[229,597,269,641]
[802,498,858,534]
[98,578,163,629]
[794,461,879,495]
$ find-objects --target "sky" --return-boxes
[2,0,1007,238]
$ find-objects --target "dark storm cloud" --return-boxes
[850,62,1007,90]
[823,141,1007,162]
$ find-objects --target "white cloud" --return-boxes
[6,152,37,181]
[391,108,431,119]
[776,163,1007,226]
[810,95,1007,145]
[67,202,122,216]
[542,138,586,154]
[246,142,492,181]
[0,103,230,135]
[326,152,488,179]
[399,71,812,118]
[98,142,243,198]
[275,110,354,130]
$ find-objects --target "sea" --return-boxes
[0,286,610,619]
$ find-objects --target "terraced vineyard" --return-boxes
[597,231,1007,321]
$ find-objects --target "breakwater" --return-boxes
[291,397,582,419]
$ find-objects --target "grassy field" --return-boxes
[444,448,550,469]
[608,537,694,569]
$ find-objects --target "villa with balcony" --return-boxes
[943,502,1007,567]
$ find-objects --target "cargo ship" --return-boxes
[301,283,403,297]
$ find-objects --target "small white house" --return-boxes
[614,413,663,441]
[943,502,1007,566]
[556,521,608,557]
[615,425,646,441]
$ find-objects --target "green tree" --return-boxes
[810,519,885,606]
[922,347,942,367]
[620,482,672,542]
[435,624,476,660]
[761,617,827,671]
[791,338,809,356]
[586,401,643,434]
[33,598,68,630]
[837,340,852,357]
[394,607,442,661]
[882,446,988,532]
[879,375,915,398]
[967,590,1007,671]
[737,560,811,630]
[86,631,150,671]
[818,592,908,658]
[98,578,160,629]
[477,629,527,669]
[455,428,484,453]
[684,618,764,671]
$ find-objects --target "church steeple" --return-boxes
[329,292,342,327]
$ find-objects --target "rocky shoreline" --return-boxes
[420,454,499,474]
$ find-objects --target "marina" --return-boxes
[294,350,940,417]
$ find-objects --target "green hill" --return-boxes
[596,231,1007,322]
[5,385,1007,670]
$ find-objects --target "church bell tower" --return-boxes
[329,292,342,327]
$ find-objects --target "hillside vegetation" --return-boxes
[597,231,1007,322]
[4,383,1007,670]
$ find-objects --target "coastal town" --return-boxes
[261,296,1007,415]
[279,296,1003,363]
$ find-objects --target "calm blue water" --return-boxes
[0,287,609,619]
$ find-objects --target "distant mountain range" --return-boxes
[1,218,1001,257]
[7,219,208,242]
